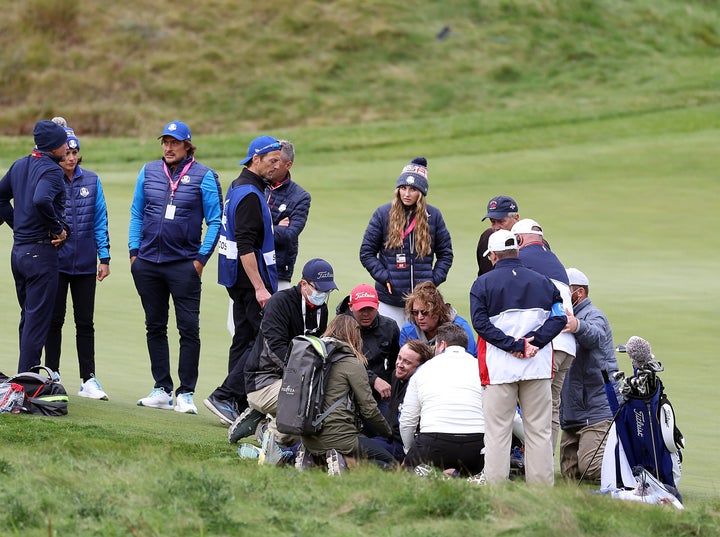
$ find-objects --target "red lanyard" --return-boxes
[402,216,417,240]
[162,158,194,203]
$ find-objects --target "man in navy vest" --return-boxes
[0,120,69,373]
[130,121,222,415]
[204,135,282,425]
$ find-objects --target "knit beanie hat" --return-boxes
[33,120,69,151]
[65,127,80,150]
[395,157,429,196]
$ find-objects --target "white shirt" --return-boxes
[399,346,484,452]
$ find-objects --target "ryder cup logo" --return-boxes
[181,175,191,184]
[168,123,178,131]
[79,187,89,197]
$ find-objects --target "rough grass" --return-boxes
[1,0,720,135]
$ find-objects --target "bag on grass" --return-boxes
[9,365,69,416]
[0,381,25,413]
[276,335,347,436]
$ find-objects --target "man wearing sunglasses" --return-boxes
[204,135,283,425]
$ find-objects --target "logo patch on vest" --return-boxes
[181,175,191,184]
[79,187,89,197]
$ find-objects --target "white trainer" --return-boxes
[137,388,173,410]
[78,377,109,400]
[174,392,198,414]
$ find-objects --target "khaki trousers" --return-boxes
[560,419,612,481]
[551,350,574,451]
[483,378,554,485]
[247,379,296,446]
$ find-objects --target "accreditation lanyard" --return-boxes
[401,216,416,240]
[301,297,322,335]
[162,158,195,205]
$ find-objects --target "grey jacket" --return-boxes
[560,298,618,430]
[301,340,392,455]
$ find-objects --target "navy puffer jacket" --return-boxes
[360,203,453,307]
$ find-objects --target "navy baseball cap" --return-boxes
[240,135,281,166]
[301,258,338,292]
[483,195,518,221]
[159,121,192,142]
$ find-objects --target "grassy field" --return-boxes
[1,103,719,535]
[2,0,720,533]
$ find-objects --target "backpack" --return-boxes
[5,365,69,416]
[276,335,348,436]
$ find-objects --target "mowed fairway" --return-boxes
[1,106,719,508]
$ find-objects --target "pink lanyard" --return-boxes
[401,216,417,240]
[162,158,195,203]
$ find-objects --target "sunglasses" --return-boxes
[410,309,431,317]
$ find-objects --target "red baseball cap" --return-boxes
[350,284,379,310]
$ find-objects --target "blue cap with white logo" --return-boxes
[159,121,192,142]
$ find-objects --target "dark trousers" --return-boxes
[211,285,262,404]
[357,435,397,469]
[404,432,485,476]
[366,435,406,463]
[131,258,201,395]
[11,242,59,373]
[45,272,97,381]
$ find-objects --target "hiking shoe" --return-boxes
[174,392,198,414]
[414,464,437,478]
[238,443,262,460]
[326,449,347,476]
[257,429,295,466]
[202,394,238,425]
[78,377,108,400]
[294,444,315,471]
[228,407,265,444]
[137,388,173,409]
[467,471,487,486]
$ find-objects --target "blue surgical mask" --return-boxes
[308,289,328,306]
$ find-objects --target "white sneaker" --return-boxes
[174,392,198,414]
[78,377,109,400]
[137,388,173,410]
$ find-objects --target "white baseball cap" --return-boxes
[566,267,589,286]
[511,218,543,236]
[483,229,518,257]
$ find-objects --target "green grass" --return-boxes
[2,0,720,135]
[1,0,720,533]
[1,103,720,535]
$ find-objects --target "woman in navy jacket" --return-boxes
[360,157,453,328]
[44,122,110,400]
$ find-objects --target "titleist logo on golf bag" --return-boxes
[634,409,645,438]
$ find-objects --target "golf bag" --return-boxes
[600,363,684,497]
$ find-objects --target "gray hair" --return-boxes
[279,140,295,162]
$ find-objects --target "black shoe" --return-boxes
[228,407,265,444]
[202,394,239,426]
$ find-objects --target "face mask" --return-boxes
[307,288,328,306]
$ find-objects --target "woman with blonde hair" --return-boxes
[297,315,394,475]
[360,157,453,328]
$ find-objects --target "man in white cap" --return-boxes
[469,229,566,485]
[512,218,576,454]
[559,268,618,481]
